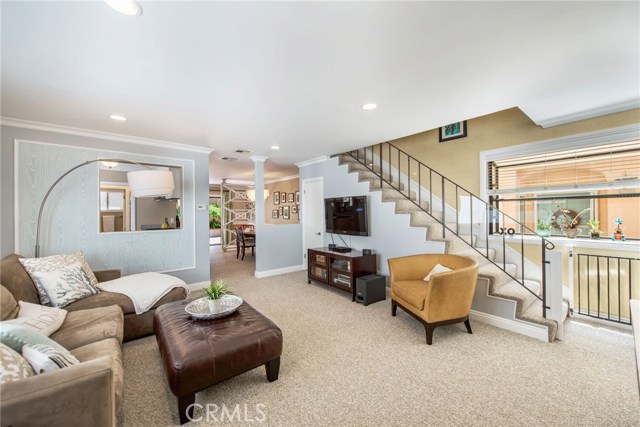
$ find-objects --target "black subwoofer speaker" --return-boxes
[355,274,386,306]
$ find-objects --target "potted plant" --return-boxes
[203,279,234,313]
[587,220,600,239]
[611,218,626,241]
[551,206,590,238]
[536,217,551,237]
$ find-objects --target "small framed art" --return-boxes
[288,193,294,203]
[274,192,280,205]
[283,205,290,220]
[272,210,279,218]
[439,120,467,142]
[280,192,287,203]
[292,205,298,214]
[295,191,300,204]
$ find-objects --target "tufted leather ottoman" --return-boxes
[154,299,283,424]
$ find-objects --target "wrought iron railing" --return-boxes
[575,254,640,324]
[345,142,556,317]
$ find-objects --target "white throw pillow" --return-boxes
[19,252,99,305]
[22,344,78,374]
[31,262,99,308]
[3,301,67,336]
[423,263,452,282]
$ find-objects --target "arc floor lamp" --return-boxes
[35,158,175,257]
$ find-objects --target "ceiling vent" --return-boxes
[234,149,252,154]
[220,157,238,161]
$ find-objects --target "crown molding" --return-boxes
[249,155,268,162]
[534,98,640,128]
[295,155,329,168]
[0,117,214,154]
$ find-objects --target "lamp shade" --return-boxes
[127,170,174,198]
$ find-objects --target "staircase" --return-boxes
[337,145,569,342]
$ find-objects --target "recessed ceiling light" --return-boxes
[104,0,143,16]
[361,103,377,111]
[109,114,127,121]
[270,145,280,150]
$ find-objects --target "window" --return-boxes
[487,140,640,239]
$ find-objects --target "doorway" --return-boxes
[302,177,324,265]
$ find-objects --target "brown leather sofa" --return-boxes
[1,254,187,341]
[388,254,479,344]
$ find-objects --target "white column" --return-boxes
[250,156,268,272]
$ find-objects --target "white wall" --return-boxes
[299,157,444,277]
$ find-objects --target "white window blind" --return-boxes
[488,140,640,194]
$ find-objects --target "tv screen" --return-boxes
[325,196,368,236]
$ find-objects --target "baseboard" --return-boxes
[469,309,549,342]
[255,264,305,278]
[187,281,209,292]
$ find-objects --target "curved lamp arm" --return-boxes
[34,158,168,258]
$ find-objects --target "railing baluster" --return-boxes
[607,257,611,321]
[441,176,445,238]
[455,186,459,236]
[469,193,473,246]
[587,256,591,317]
[379,143,383,190]
[418,164,421,210]
[429,170,433,215]
[502,211,506,272]
[578,254,581,316]
[542,243,547,318]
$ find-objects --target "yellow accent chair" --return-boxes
[388,254,479,345]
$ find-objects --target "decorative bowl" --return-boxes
[185,295,243,320]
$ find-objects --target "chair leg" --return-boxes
[391,300,397,317]
[424,323,435,345]
[252,247,255,256]
[241,245,245,261]
[464,318,473,334]
[236,242,240,259]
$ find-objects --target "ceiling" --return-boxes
[2,1,639,184]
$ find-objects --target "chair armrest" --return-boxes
[94,269,122,282]
[0,356,116,427]
[424,266,479,322]
[388,255,437,282]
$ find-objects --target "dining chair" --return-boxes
[235,227,256,260]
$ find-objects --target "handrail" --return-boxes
[344,142,556,317]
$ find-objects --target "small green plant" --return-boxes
[203,279,233,300]
[587,220,600,233]
[536,217,551,231]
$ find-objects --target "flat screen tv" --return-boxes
[325,196,369,236]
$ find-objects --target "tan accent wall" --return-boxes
[390,107,640,195]
[265,178,300,225]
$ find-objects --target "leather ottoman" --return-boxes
[154,299,283,424]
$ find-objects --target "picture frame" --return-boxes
[274,191,280,205]
[295,191,300,204]
[288,193,294,203]
[279,207,283,215]
[283,205,290,220]
[280,192,287,202]
[292,205,298,214]
[439,120,467,142]
[272,210,279,219]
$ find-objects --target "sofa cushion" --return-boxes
[64,287,186,316]
[19,252,99,306]
[1,254,39,305]
[31,263,100,308]
[3,301,67,336]
[393,280,428,311]
[71,337,123,411]
[50,305,124,350]
[1,285,20,321]
[0,342,35,384]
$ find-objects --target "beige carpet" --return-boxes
[120,247,640,426]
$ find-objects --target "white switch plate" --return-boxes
[196,204,207,210]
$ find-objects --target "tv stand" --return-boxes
[332,246,351,253]
[307,248,376,301]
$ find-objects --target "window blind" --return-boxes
[488,140,640,194]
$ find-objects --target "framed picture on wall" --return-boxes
[283,205,290,220]
[295,191,300,204]
[280,192,287,202]
[274,192,280,205]
[272,210,279,218]
[288,193,294,203]
[439,120,467,142]
[279,207,283,215]
[292,205,298,214]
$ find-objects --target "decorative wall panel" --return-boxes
[16,140,195,275]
